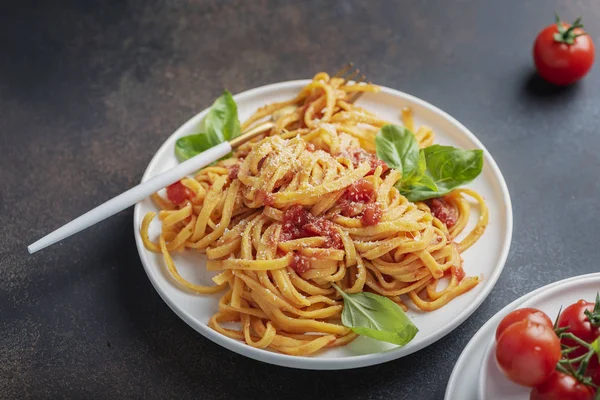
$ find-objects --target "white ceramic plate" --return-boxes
[478,274,600,399]
[133,80,513,370]
[444,273,600,400]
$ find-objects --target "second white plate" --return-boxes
[479,274,600,399]
[445,273,600,400]
[133,79,513,370]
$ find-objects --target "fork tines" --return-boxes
[334,62,368,103]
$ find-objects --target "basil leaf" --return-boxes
[402,145,483,202]
[424,145,483,188]
[375,125,422,183]
[204,90,240,142]
[174,91,240,162]
[409,149,427,185]
[415,173,438,192]
[333,284,418,346]
[175,133,215,162]
[374,124,483,202]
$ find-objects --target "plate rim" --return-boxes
[477,273,600,399]
[444,272,600,400]
[133,79,514,370]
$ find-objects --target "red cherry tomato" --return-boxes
[530,372,594,400]
[496,308,554,341]
[593,364,600,386]
[496,320,561,387]
[533,16,595,86]
[166,181,192,204]
[558,300,600,358]
[586,355,599,379]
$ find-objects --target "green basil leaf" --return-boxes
[174,91,240,162]
[414,173,438,192]
[204,90,241,142]
[401,145,483,202]
[175,133,216,162]
[375,125,422,181]
[333,284,418,346]
[424,145,483,189]
[406,149,427,185]
[395,150,428,192]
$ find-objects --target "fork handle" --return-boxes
[27,142,233,254]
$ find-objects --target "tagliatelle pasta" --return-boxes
[141,73,488,355]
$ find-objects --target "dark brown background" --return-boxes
[2,1,600,399]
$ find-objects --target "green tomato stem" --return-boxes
[556,362,572,375]
[559,353,589,364]
[554,13,586,45]
[561,332,593,349]
[576,349,594,377]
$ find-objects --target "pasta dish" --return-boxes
[141,73,488,356]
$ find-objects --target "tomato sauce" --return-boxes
[228,164,240,180]
[257,156,267,169]
[361,202,382,226]
[339,179,382,226]
[256,190,274,207]
[166,181,193,204]
[290,253,311,274]
[280,205,343,249]
[451,265,466,282]
[340,201,363,218]
[345,148,389,176]
[344,179,376,202]
[427,197,458,228]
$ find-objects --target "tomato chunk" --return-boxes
[361,203,382,226]
[344,179,376,202]
[345,148,389,176]
[166,181,192,204]
[290,253,311,274]
[280,205,343,249]
[427,197,458,228]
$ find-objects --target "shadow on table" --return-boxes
[520,70,581,102]
[113,240,425,399]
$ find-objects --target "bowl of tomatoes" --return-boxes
[479,275,600,399]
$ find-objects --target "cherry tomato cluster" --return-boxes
[495,295,600,399]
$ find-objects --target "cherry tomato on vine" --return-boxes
[592,365,600,386]
[558,299,600,358]
[496,320,561,387]
[533,14,595,86]
[496,308,554,341]
[585,355,599,379]
[530,372,594,400]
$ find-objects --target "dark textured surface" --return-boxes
[2,0,600,398]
